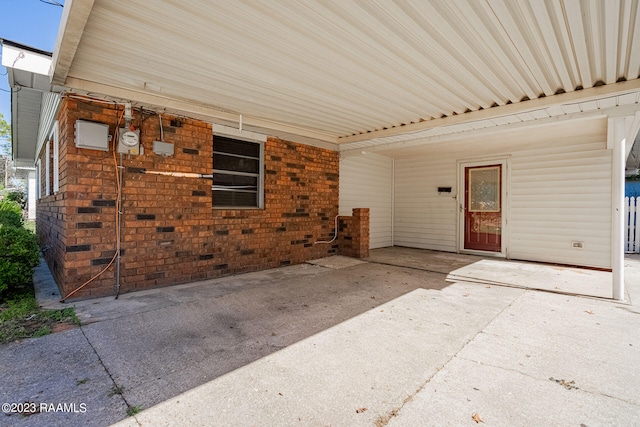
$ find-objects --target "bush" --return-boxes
[0,224,40,295]
[6,190,26,211]
[0,199,23,228]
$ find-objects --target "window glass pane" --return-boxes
[212,190,257,207]
[214,136,260,158]
[213,173,257,189]
[213,153,259,174]
[212,136,262,208]
[468,166,500,212]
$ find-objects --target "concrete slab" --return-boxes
[32,258,65,310]
[306,255,367,269]
[0,328,127,427]
[367,246,481,274]
[448,259,612,299]
[454,290,640,405]
[387,356,639,427]
[112,284,524,427]
[368,246,612,299]
[5,252,639,426]
[80,262,448,415]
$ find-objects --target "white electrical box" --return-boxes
[75,120,109,151]
[117,128,141,154]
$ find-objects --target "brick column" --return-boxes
[338,208,370,258]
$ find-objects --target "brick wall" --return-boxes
[337,208,370,258]
[38,97,340,299]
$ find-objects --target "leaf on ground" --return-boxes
[472,412,484,423]
[356,407,367,413]
[549,377,578,390]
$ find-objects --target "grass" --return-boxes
[0,285,80,344]
[108,385,125,397]
[127,405,142,416]
[76,377,90,385]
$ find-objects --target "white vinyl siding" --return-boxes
[340,153,393,248]
[509,125,611,268]
[393,118,611,269]
[394,158,457,252]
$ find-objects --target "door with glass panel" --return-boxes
[463,164,502,252]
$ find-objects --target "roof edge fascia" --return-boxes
[337,79,640,144]
[50,0,95,86]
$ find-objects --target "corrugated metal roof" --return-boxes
[339,92,640,154]
[56,0,640,145]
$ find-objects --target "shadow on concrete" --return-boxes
[14,255,451,426]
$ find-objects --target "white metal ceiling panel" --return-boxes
[56,0,640,143]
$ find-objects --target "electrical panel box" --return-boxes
[75,120,109,151]
[153,140,174,156]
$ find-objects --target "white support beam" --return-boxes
[609,117,627,301]
[341,103,640,155]
[338,79,640,144]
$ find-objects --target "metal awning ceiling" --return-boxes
[1,40,54,167]
[53,0,640,146]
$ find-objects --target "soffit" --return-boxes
[60,0,640,144]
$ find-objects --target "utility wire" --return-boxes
[39,0,64,6]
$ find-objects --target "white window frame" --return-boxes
[212,125,266,209]
[45,140,51,197]
[35,159,42,200]
[51,121,59,193]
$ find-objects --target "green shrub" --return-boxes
[6,190,26,211]
[0,199,23,228]
[0,224,40,295]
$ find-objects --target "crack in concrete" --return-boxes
[373,287,527,426]
[79,325,141,426]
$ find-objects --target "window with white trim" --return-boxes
[45,140,51,197]
[35,159,42,200]
[212,136,263,208]
[51,121,59,193]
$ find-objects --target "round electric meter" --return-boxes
[120,130,139,147]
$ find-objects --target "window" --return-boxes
[35,159,42,200]
[51,121,59,194]
[212,136,263,208]
[45,140,51,197]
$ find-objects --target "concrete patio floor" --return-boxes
[1,248,638,426]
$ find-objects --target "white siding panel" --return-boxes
[393,118,612,268]
[394,156,458,252]
[509,121,611,268]
[339,153,393,248]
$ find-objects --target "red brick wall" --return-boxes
[38,97,339,299]
[338,208,370,258]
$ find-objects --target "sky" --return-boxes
[0,0,64,124]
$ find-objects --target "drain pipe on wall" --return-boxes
[314,214,340,244]
[114,152,124,298]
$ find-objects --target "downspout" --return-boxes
[115,153,123,298]
[391,158,395,247]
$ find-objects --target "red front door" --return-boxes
[464,164,502,252]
